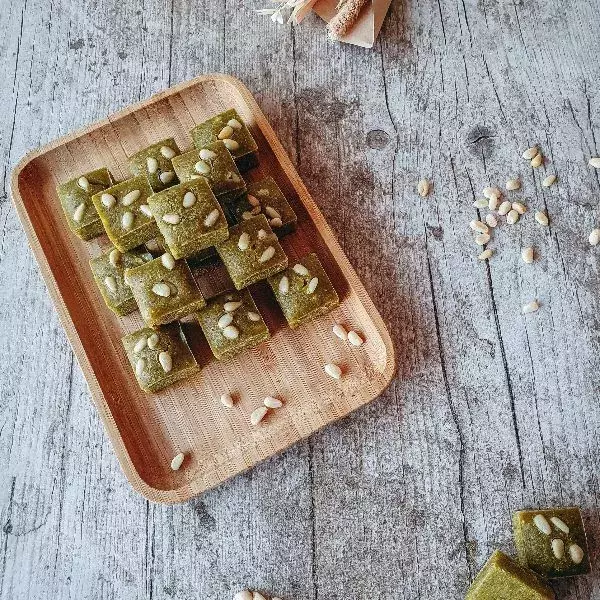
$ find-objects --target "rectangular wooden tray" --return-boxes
[11,74,395,503]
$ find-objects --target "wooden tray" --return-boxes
[10,74,395,503]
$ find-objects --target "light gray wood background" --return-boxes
[1,0,600,598]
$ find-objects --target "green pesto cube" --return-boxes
[147,178,229,260]
[171,141,246,206]
[57,168,114,240]
[232,176,297,237]
[124,254,206,328]
[89,247,153,316]
[196,289,269,360]
[466,550,554,600]
[513,507,591,578]
[215,215,287,290]
[91,176,159,252]
[128,138,181,192]
[268,252,339,329]
[122,323,199,392]
[191,108,258,172]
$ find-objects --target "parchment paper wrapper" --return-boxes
[313,0,393,48]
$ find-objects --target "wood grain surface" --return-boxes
[1,0,600,598]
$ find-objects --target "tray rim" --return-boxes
[10,73,396,504]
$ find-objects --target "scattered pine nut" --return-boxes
[324,363,342,380]
[478,248,493,260]
[506,178,521,190]
[522,146,538,160]
[250,406,269,425]
[498,200,512,216]
[220,393,234,408]
[522,300,540,314]
[569,544,585,565]
[589,229,600,246]
[506,209,520,225]
[488,195,499,211]
[233,591,253,600]
[531,153,543,168]
[473,198,488,208]
[417,179,430,197]
[535,210,549,226]
[542,174,557,187]
[589,157,600,169]
[264,396,283,408]
[475,233,490,245]
[483,186,501,200]
[348,331,364,346]
[485,214,498,228]
[332,323,348,340]
[470,220,489,233]
[512,202,527,215]
[170,452,185,471]
[521,247,534,263]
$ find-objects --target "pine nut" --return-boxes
[470,220,489,234]
[473,198,488,208]
[199,148,216,160]
[182,192,196,208]
[223,139,240,151]
[478,249,493,260]
[122,190,141,206]
[218,313,234,329]
[228,118,242,130]
[250,406,268,425]
[589,157,600,169]
[498,200,512,216]
[220,393,234,408]
[101,193,116,208]
[170,452,184,471]
[551,539,565,559]
[521,247,534,263]
[147,157,159,173]
[531,153,543,168]
[160,171,175,184]
[348,331,364,346]
[270,217,283,228]
[333,324,348,340]
[569,544,584,564]
[257,229,267,239]
[159,351,172,372]
[506,209,519,225]
[293,263,309,276]
[485,214,497,228]
[133,337,147,353]
[233,591,253,600]
[135,358,146,377]
[522,300,540,314]
[324,363,342,380]
[506,178,521,190]
[307,277,319,293]
[161,253,175,270]
[194,160,210,175]
[417,179,430,197]
[224,301,242,312]
[109,248,121,266]
[589,229,600,246]
[77,176,90,191]
[483,187,501,200]
[533,514,551,535]
[535,210,549,226]
[259,246,276,263]
[488,195,499,211]
[522,146,538,160]
[264,396,283,408]
[550,517,569,533]
[104,276,117,293]
[73,203,86,222]
[139,204,152,217]
[512,202,527,215]
[204,209,220,227]
[152,283,171,297]
[475,233,490,245]
[279,275,289,294]
[542,174,557,187]
[264,206,281,219]
[163,213,181,225]
[160,146,176,159]
[218,125,234,139]
[248,194,260,207]
[122,211,134,229]
[238,232,250,251]
[147,333,159,349]
[247,311,261,322]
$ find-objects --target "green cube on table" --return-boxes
[191,108,258,172]
[513,507,591,578]
[91,176,159,252]
[466,550,555,600]
[128,138,181,192]
[57,167,114,240]
[122,322,199,393]
[124,254,206,328]
[147,178,229,260]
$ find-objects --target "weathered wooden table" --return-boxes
[1,0,599,598]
